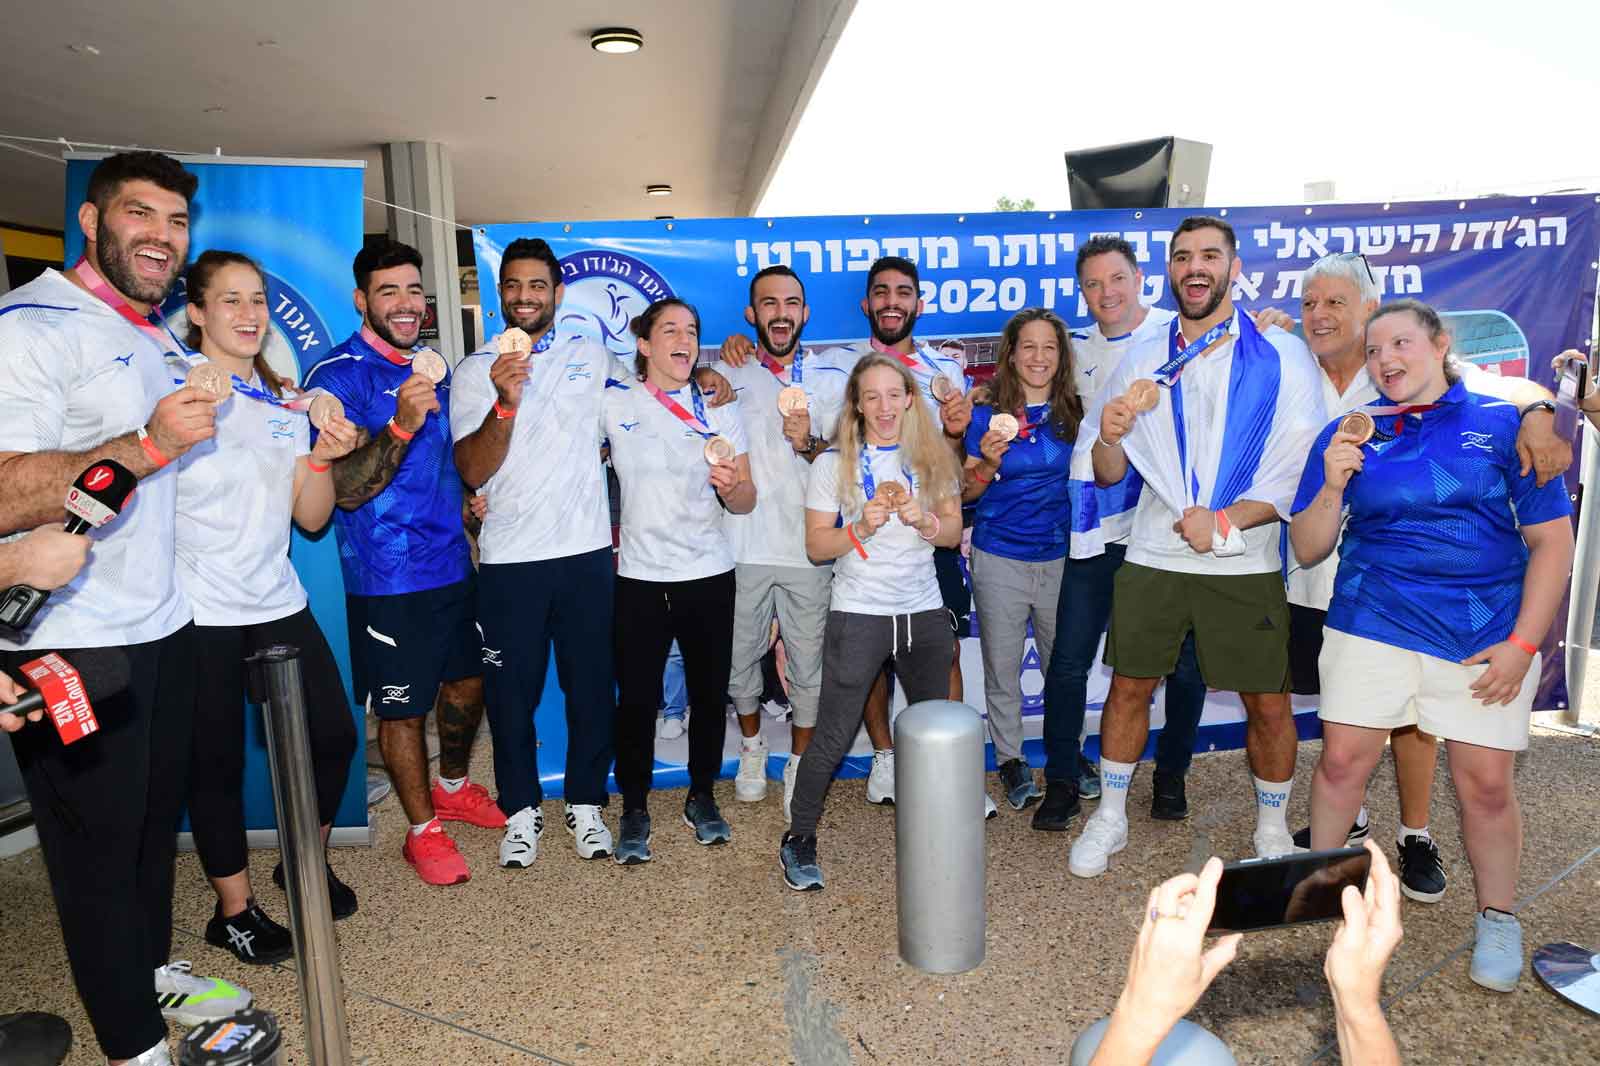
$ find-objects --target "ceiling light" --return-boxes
[66,43,100,55]
[645,184,672,197]
[591,27,643,54]
[203,106,227,114]
[484,95,498,101]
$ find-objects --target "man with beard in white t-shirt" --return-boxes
[0,151,249,1066]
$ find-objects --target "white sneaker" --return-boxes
[984,793,998,820]
[499,805,544,868]
[735,735,770,802]
[658,715,686,740]
[1068,809,1128,878]
[564,802,613,860]
[783,753,800,823]
[127,1039,175,1065]
[866,749,895,805]
[154,961,252,1026]
[1254,825,1297,858]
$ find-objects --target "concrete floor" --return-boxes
[3,707,1598,1065]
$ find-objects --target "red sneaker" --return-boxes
[402,821,470,885]
[431,780,508,829]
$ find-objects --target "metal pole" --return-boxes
[246,645,353,1066]
[894,699,986,974]
[1562,421,1600,727]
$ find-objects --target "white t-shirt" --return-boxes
[450,334,625,566]
[175,374,310,625]
[714,351,834,570]
[0,270,190,650]
[1115,318,1325,576]
[1287,358,1528,610]
[806,446,944,616]
[817,340,971,424]
[1070,306,1177,405]
[602,379,750,581]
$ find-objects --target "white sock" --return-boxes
[787,752,801,767]
[1253,776,1292,836]
[1355,805,1370,830]
[437,775,466,793]
[1098,759,1135,820]
[409,818,438,837]
[1398,821,1430,845]
[740,735,764,752]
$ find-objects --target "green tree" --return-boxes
[994,195,1036,212]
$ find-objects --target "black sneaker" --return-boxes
[1290,814,1371,851]
[273,860,358,920]
[205,902,293,966]
[0,1010,72,1066]
[684,792,732,845]
[1150,770,1188,821]
[615,808,653,865]
[998,758,1042,811]
[1031,779,1081,832]
[1397,834,1447,903]
[779,832,824,891]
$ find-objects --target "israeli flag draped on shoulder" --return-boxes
[1103,312,1325,521]
[1068,383,1143,559]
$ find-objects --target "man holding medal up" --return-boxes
[1071,216,1326,877]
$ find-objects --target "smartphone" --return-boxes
[1206,847,1371,934]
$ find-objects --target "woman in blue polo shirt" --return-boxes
[1290,299,1573,994]
[962,309,1084,812]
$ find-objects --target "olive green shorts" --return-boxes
[1105,562,1289,694]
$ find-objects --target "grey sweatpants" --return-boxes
[970,547,1063,763]
[728,563,831,728]
[788,608,953,837]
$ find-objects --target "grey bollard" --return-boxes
[246,645,353,1066]
[895,699,986,973]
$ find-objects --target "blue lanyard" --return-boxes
[1154,317,1232,386]
[531,327,556,355]
[860,444,913,499]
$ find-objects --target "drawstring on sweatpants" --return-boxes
[890,613,913,659]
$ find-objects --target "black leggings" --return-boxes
[188,607,358,879]
[613,571,736,810]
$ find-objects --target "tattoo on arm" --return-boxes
[333,428,409,510]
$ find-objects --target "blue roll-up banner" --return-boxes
[65,154,369,840]
[477,196,1599,782]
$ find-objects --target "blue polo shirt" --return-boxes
[964,402,1073,562]
[1291,381,1570,663]
[302,330,470,597]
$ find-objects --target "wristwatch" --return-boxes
[1519,399,1556,420]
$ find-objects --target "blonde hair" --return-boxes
[832,354,961,512]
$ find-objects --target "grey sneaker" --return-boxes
[683,792,732,845]
[614,808,653,866]
[779,832,824,891]
[1470,908,1523,992]
[999,758,1042,811]
[1078,761,1102,801]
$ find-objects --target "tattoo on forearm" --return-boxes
[333,429,409,510]
[434,683,485,779]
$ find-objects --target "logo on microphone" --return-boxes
[83,465,115,492]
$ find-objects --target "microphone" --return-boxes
[3,648,131,744]
[0,459,137,630]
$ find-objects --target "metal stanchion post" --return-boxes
[1561,420,1600,728]
[246,645,353,1066]
[894,699,986,974]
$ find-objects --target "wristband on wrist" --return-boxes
[136,426,169,469]
[1507,632,1538,655]
[845,521,869,560]
[1518,400,1556,420]
[387,417,415,442]
[493,400,517,420]
[306,458,331,474]
[1214,507,1233,539]
[919,513,941,542]
[1097,434,1120,449]
[973,465,993,485]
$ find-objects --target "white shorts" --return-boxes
[1317,628,1538,751]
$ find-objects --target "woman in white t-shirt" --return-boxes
[176,251,363,966]
[602,298,755,865]
[780,354,962,891]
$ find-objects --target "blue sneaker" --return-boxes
[1078,762,1102,801]
[683,793,731,845]
[1470,909,1523,992]
[999,758,1042,811]
[614,808,652,866]
[779,832,824,891]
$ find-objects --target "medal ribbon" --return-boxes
[73,257,178,349]
[1154,317,1233,387]
[1360,402,1442,439]
[758,348,802,385]
[859,443,914,500]
[530,327,556,355]
[642,380,713,439]
[1013,404,1042,441]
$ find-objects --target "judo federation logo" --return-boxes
[556,250,676,359]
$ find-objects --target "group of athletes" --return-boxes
[0,150,1588,1064]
